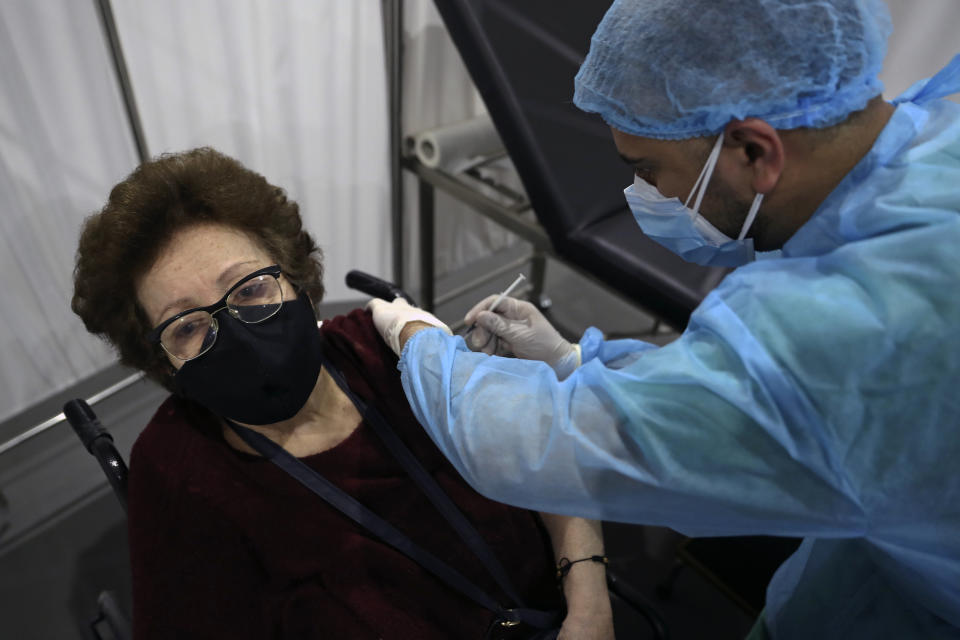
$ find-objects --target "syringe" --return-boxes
[464,273,526,346]
[487,273,526,313]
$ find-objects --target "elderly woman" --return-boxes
[70,148,614,640]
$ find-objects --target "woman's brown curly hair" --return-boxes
[72,147,324,391]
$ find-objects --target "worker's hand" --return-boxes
[366,297,451,356]
[464,295,580,379]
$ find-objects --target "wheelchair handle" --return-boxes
[64,399,111,453]
[64,399,128,514]
[346,270,416,306]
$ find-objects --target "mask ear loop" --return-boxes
[737,193,764,241]
[684,132,725,212]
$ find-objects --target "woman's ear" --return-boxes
[723,118,785,194]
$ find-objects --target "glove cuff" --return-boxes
[386,313,452,354]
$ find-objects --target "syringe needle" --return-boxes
[487,273,526,314]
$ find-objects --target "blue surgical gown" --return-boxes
[399,59,960,639]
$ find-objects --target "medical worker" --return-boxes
[369,0,960,637]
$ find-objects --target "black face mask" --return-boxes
[174,292,323,425]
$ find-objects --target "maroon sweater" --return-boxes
[127,309,560,639]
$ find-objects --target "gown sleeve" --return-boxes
[397,285,869,538]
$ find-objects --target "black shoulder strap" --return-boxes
[316,349,529,608]
[225,354,560,630]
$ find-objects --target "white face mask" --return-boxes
[623,133,764,268]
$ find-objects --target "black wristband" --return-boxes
[556,555,608,582]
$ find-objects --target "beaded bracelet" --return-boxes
[556,555,609,583]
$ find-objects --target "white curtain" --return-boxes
[0,0,135,423]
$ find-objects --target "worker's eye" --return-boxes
[634,167,656,186]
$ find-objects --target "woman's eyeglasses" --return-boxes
[147,265,284,361]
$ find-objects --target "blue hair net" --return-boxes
[574,0,893,139]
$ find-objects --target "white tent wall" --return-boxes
[0,1,137,425]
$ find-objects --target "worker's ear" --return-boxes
[722,118,784,195]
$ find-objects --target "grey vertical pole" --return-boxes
[419,180,435,311]
[382,0,405,288]
[529,249,550,310]
[94,0,150,164]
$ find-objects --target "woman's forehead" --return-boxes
[136,223,272,321]
[151,224,268,276]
